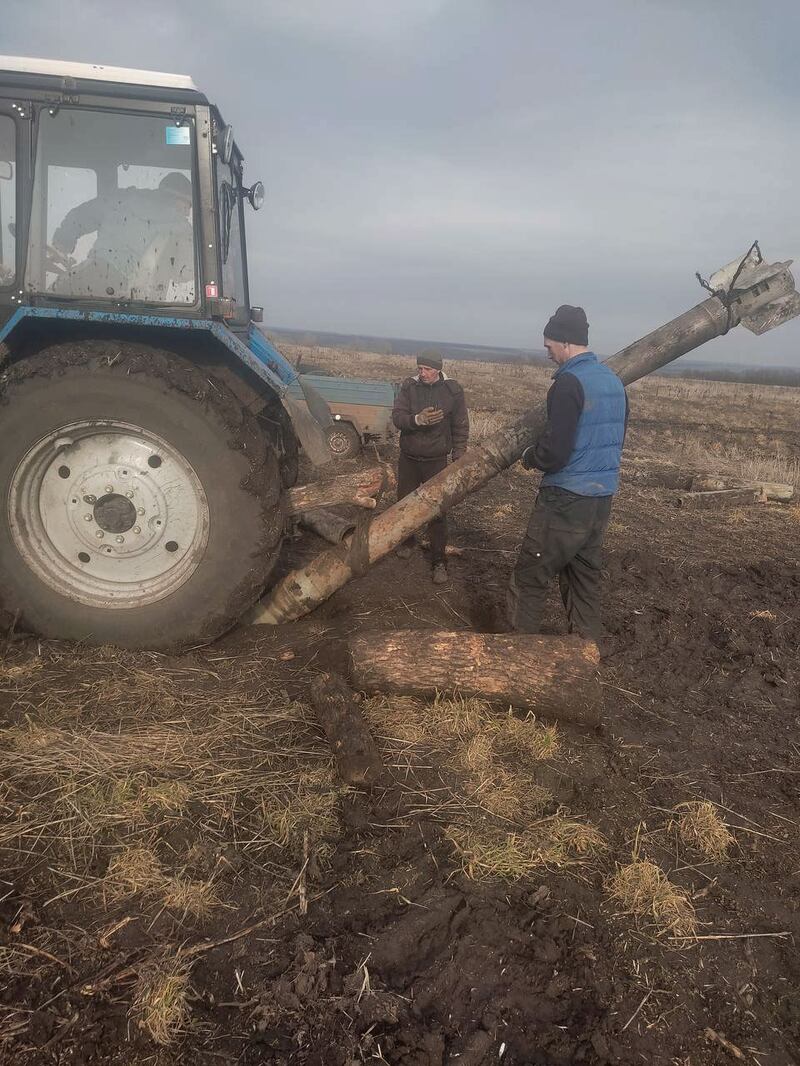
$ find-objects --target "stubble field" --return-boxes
[1,345,798,1066]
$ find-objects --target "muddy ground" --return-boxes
[1,363,799,1066]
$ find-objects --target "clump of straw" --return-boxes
[608,860,697,937]
[672,801,733,860]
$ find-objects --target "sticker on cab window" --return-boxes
[166,126,191,146]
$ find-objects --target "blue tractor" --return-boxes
[0,56,335,648]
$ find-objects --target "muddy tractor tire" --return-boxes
[326,421,361,460]
[0,341,284,649]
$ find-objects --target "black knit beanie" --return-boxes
[417,349,443,371]
[543,305,589,346]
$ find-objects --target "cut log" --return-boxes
[349,630,602,728]
[299,507,357,544]
[690,475,794,502]
[675,488,761,510]
[286,464,395,515]
[308,672,384,786]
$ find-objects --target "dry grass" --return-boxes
[103,845,219,918]
[725,508,749,526]
[131,955,191,1045]
[491,714,560,763]
[141,781,193,812]
[363,692,491,745]
[0,678,341,900]
[448,818,605,881]
[162,877,219,919]
[608,859,697,937]
[676,440,800,489]
[366,691,563,834]
[0,659,43,683]
[104,846,165,901]
[362,694,430,744]
[366,693,560,761]
[469,410,512,440]
[428,694,493,740]
[672,801,734,860]
[475,768,552,823]
[262,770,340,859]
[452,733,495,774]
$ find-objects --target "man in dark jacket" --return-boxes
[392,350,469,584]
[508,305,628,640]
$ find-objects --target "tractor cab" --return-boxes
[0,56,262,330]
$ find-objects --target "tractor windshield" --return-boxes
[26,108,197,304]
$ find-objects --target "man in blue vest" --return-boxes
[508,305,628,641]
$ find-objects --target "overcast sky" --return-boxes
[5,0,800,364]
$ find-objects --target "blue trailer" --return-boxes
[287,375,398,458]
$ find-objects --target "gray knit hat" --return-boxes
[417,349,443,371]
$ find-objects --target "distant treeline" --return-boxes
[657,364,800,387]
[269,326,800,386]
[267,327,545,365]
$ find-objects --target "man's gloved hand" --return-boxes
[415,406,445,427]
[520,445,537,470]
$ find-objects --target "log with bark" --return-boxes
[308,672,384,786]
[690,475,794,502]
[286,464,395,515]
[675,488,761,510]
[349,630,602,728]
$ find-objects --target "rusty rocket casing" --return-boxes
[251,251,800,625]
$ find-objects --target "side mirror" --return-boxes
[250,306,264,323]
[245,181,265,211]
[221,125,234,164]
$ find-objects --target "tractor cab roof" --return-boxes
[0,55,208,106]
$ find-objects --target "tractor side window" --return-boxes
[215,155,246,310]
[27,108,197,304]
[0,117,16,286]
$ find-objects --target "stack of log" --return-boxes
[676,474,794,510]
[286,464,396,544]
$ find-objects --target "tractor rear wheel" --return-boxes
[0,341,284,649]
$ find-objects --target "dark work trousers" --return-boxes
[508,486,613,640]
[397,452,449,564]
